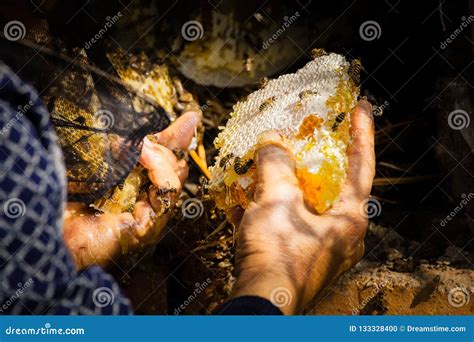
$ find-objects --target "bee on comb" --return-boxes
[299,89,318,100]
[219,153,235,171]
[233,157,255,175]
[332,112,346,131]
[259,77,269,89]
[259,96,276,112]
[311,48,328,59]
[348,59,362,86]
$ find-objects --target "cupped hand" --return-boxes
[230,100,375,314]
[64,111,200,270]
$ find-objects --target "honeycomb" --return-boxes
[209,52,360,214]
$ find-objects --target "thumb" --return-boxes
[340,99,375,207]
[254,131,301,202]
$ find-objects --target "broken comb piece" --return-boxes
[209,52,360,214]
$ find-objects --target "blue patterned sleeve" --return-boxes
[0,63,133,315]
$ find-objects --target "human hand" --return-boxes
[230,100,375,314]
[64,111,200,270]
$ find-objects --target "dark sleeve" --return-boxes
[213,296,283,315]
[0,64,133,315]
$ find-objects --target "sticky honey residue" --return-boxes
[293,69,357,213]
[296,114,324,139]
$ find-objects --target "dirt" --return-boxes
[309,262,473,315]
[307,224,473,315]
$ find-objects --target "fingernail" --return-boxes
[256,132,294,164]
[358,99,373,117]
[257,144,281,161]
[256,130,282,144]
[184,111,201,126]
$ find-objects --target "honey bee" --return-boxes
[219,153,235,170]
[348,59,362,86]
[259,96,276,112]
[82,141,91,153]
[254,12,264,22]
[259,77,269,88]
[293,101,304,111]
[332,112,346,131]
[76,134,91,152]
[299,89,318,100]
[172,148,186,160]
[117,181,126,191]
[311,48,328,59]
[173,78,184,95]
[233,157,255,175]
[243,55,253,73]
[75,115,86,125]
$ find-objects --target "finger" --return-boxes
[140,141,189,185]
[341,100,375,205]
[147,156,182,192]
[254,131,301,202]
[152,145,189,184]
[63,212,135,269]
[131,199,165,243]
[135,187,175,243]
[151,111,200,151]
[173,158,189,185]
